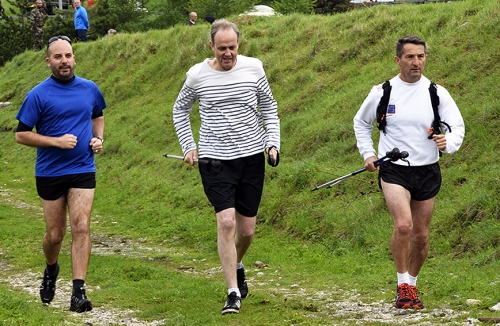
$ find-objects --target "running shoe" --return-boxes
[395,283,413,309]
[221,291,241,315]
[409,285,425,309]
[70,287,93,312]
[237,267,248,299]
[40,263,59,304]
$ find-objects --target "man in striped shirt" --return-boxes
[173,19,280,315]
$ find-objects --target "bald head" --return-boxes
[46,39,76,80]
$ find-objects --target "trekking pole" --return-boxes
[163,154,223,174]
[311,148,409,191]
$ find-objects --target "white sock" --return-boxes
[236,262,244,270]
[408,274,418,286]
[397,272,410,285]
[228,288,241,297]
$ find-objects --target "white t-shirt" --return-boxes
[354,75,465,166]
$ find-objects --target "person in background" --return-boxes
[353,35,465,310]
[186,11,197,25]
[173,19,280,315]
[73,0,89,42]
[87,0,94,8]
[15,35,106,313]
[30,0,46,51]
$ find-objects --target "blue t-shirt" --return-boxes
[16,76,106,177]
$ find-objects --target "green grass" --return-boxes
[1,0,500,324]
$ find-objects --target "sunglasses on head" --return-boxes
[47,35,72,47]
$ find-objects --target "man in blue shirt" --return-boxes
[15,35,106,312]
[73,0,89,42]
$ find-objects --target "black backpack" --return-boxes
[376,80,450,139]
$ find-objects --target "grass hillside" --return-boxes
[0,0,499,324]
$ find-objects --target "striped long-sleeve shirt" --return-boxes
[173,55,280,160]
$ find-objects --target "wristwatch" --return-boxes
[96,137,104,144]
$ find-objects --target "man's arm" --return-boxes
[91,116,104,139]
[436,86,465,154]
[354,85,380,160]
[256,74,280,151]
[16,131,77,149]
[173,83,197,156]
[89,115,104,152]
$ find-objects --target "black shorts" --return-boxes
[199,153,265,216]
[36,173,96,200]
[378,162,441,201]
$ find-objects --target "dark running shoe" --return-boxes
[70,287,92,313]
[221,291,241,315]
[237,267,248,299]
[395,283,413,309]
[40,263,59,304]
[409,285,425,309]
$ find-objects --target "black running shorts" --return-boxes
[36,173,96,200]
[378,162,441,201]
[199,153,265,216]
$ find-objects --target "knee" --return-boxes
[394,223,412,238]
[71,220,90,236]
[45,229,65,244]
[238,228,255,240]
[218,216,236,233]
[412,232,429,246]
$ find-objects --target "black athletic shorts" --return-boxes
[199,153,265,216]
[36,173,96,200]
[378,162,441,201]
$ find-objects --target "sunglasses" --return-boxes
[47,35,72,47]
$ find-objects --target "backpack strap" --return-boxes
[376,81,392,134]
[427,81,451,139]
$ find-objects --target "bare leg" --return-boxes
[41,196,68,265]
[235,211,255,264]
[217,208,238,289]
[381,181,412,274]
[408,197,434,277]
[382,180,435,276]
[67,188,94,280]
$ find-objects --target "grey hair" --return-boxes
[396,35,427,58]
[210,19,240,44]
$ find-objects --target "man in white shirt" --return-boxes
[354,35,464,310]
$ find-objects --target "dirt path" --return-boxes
[0,186,490,325]
[0,238,482,326]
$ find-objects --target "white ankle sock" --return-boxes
[397,272,410,285]
[228,288,241,297]
[408,274,418,286]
